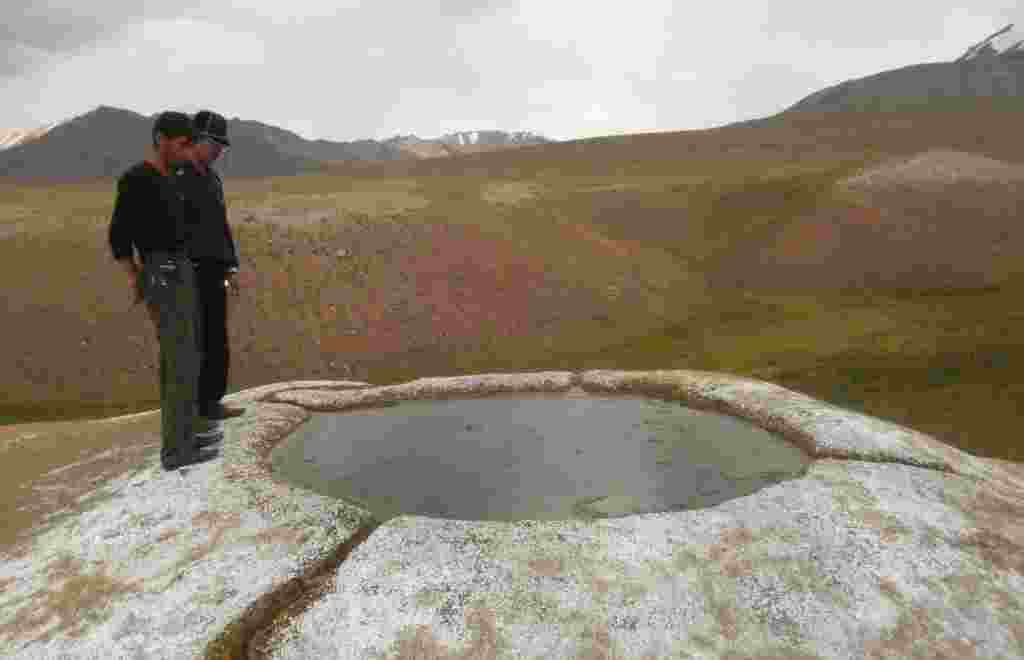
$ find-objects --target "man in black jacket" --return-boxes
[175,110,247,423]
[108,111,222,471]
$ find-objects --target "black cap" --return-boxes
[152,111,195,142]
[192,110,231,147]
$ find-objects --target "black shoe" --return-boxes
[162,446,220,471]
[200,402,246,420]
[192,429,223,450]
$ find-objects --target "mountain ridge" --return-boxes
[783,25,1024,114]
[0,123,60,150]
[0,105,553,181]
[4,23,1024,183]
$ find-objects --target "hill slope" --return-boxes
[3,38,1024,465]
[785,50,1024,114]
[0,106,321,182]
[0,107,552,182]
[2,104,1024,465]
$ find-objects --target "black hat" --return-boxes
[152,111,195,142]
[192,110,231,147]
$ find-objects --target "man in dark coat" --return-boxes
[108,111,222,471]
[175,110,247,424]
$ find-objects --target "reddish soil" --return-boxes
[315,221,579,357]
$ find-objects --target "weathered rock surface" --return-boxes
[1,370,1021,660]
[267,370,1024,659]
[0,380,375,659]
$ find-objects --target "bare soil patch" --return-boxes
[841,149,1024,189]
[705,153,1024,296]
[231,189,430,228]
[0,411,160,555]
[479,181,542,205]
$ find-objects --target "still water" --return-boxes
[270,393,810,522]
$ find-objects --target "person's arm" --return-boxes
[224,221,239,275]
[109,175,140,276]
[212,169,240,274]
[110,174,146,307]
[173,163,199,250]
[117,258,139,279]
[217,172,242,294]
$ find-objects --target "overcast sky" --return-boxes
[2,1,1021,142]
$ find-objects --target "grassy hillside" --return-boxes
[1,107,1022,464]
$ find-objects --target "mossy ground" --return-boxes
[2,109,1022,474]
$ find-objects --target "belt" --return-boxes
[144,249,190,264]
[190,258,234,270]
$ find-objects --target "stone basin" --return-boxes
[270,392,810,522]
[4,371,1021,660]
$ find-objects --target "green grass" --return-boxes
[0,395,165,426]
[2,124,1023,464]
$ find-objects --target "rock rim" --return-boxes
[1,370,1021,659]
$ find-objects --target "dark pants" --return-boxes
[192,260,231,415]
[138,252,201,466]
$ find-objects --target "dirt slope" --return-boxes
[2,107,1023,436]
[705,150,1024,294]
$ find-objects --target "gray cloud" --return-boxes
[435,0,510,18]
[0,42,45,77]
[1,1,1021,141]
[0,1,201,77]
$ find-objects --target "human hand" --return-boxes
[131,273,144,305]
[227,268,256,294]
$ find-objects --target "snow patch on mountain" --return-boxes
[0,121,61,151]
[437,130,549,147]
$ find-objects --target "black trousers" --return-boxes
[138,252,201,465]
[192,260,231,415]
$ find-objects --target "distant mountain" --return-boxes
[437,130,550,147]
[0,106,165,181]
[0,106,320,181]
[376,131,551,159]
[226,118,405,162]
[784,27,1024,114]
[0,123,59,151]
[0,106,554,182]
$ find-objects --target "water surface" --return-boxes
[270,393,810,521]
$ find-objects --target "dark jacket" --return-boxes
[173,160,240,272]
[108,162,191,262]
